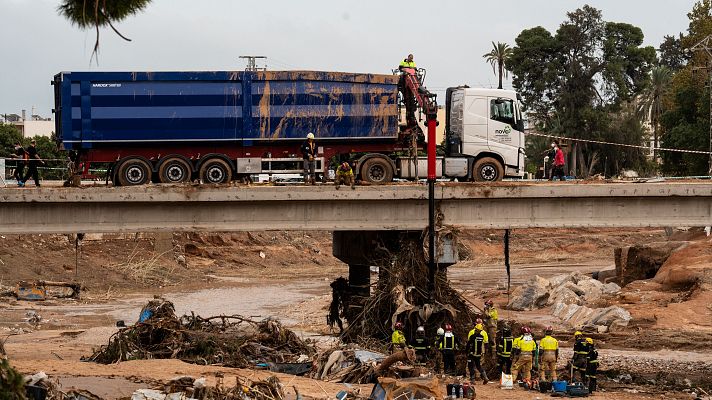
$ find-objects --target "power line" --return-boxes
[526,131,712,155]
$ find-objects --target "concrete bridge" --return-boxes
[0,182,710,234]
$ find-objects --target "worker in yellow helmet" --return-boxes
[539,326,559,381]
[511,326,537,384]
[466,321,489,384]
[586,337,599,392]
[571,331,590,383]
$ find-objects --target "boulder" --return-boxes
[576,278,605,302]
[552,303,630,330]
[507,275,551,311]
[602,282,621,294]
[547,286,582,307]
[614,241,689,286]
[653,240,712,289]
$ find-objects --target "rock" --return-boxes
[653,240,712,289]
[602,282,621,294]
[547,286,582,307]
[507,276,551,311]
[552,303,630,330]
[563,282,586,296]
[576,278,605,302]
[176,255,186,267]
[597,325,608,333]
[614,241,689,286]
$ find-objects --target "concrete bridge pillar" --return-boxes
[332,230,458,293]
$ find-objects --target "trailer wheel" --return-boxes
[200,158,232,184]
[158,157,192,183]
[117,158,152,186]
[473,157,504,182]
[361,157,393,184]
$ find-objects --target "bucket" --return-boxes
[552,380,568,392]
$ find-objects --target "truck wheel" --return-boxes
[473,157,504,182]
[200,158,232,184]
[361,158,393,184]
[158,157,192,183]
[117,158,152,186]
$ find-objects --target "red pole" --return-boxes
[427,118,437,180]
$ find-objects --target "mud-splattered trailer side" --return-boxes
[53,70,407,185]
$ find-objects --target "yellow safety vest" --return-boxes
[515,335,536,353]
[467,328,489,344]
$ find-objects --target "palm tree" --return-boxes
[637,66,673,160]
[483,42,513,89]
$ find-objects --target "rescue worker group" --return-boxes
[389,300,599,392]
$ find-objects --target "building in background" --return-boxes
[1,108,54,138]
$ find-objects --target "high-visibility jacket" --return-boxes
[587,346,599,365]
[497,335,514,358]
[438,332,457,350]
[399,59,416,69]
[467,326,489,343]
[336,165,353,176]
[391,330,406,346]
[540,335,559,351]
[412,336,429,351]
[485,307,498,325]
[514,334,536,353]
[466,329,487,357]
[573,338,590,356]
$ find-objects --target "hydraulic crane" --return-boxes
[399,67,439,296]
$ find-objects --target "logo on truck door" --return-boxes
[92,83,122,88]
[494,125,512,135]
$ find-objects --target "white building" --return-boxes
[1,109,54,138]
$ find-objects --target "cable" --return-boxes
[526,131,712,155]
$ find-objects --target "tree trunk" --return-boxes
[498,62,503,89]
[570,142,578,178]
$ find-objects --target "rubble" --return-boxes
[86,298,317,368]
[552,303,631,331]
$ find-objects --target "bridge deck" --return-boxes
[1,182,710,233]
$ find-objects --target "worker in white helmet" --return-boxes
[301,132,317,185]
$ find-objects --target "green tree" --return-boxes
[638,66,673,160]
[58,0,152,56]
[0,124,23,158]
[659,0,712,175]
[483,42,513,89]
[509,5,656,177]
[659,34,688,70]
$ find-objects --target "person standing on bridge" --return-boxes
[12,142,26,185]
[550,140,565,181]
[301,132,317,185]
[21,140,44,187]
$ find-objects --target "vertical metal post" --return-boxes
[427,117,437,295]
[709,65,712,175]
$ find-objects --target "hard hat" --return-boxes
[444,324,453,332]
[475,323,484,330]
[574,331,583,337]
[545,326,553,334]
[485,299,494,307]
[307,132,315,139]
[437,328,445,336]
[521,326,531,334]
[586,337,594,345]
[395,322,403,329]
[416,326,425,333]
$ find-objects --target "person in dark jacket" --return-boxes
[301,133,317,185]
[411,326,430,363]
[497,326,514,374]
[585,337,598,392]
[20,140,44,187]
[12,142,26,184]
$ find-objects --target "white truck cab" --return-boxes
[445,87,525,181]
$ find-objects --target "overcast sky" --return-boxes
[0,0,695,117]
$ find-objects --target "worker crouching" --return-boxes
[335,162,355,190]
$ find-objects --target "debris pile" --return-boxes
[312,345,387,383]
[508,272,629,331]
[338,235,480,345]
[132,375,287,400]
[86,298,317,368]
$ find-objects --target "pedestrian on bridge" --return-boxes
[20,140,44,187]
[550,140,565,181]
[301,133,318,185]
[12,142,26,184]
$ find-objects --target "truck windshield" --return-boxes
[490,99,515,126]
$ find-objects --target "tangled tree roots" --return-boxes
[340,235,480,346]
[86,298,316,368]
